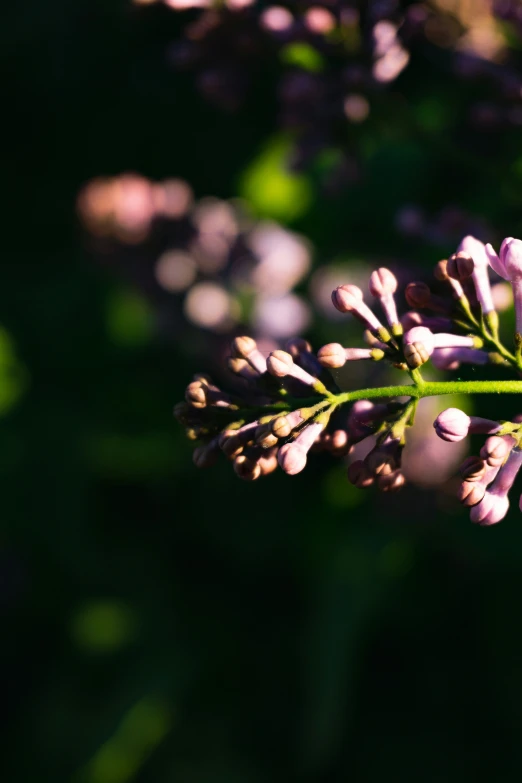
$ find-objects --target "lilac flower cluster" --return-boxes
[176,232,522,526]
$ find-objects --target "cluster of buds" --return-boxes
[434,408,522,526]
[176,232,522,526]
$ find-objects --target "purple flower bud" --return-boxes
[433,408,502,443]
[400,311,453,332]
[347,400,388,440]
[227,356,259,381]
[404,281,431,309]
[459,455,487,482]
[403,326,435,367]
[278,421,324,475]
[285,337,324,377]
[365,437,402,476]
[480,435,515,467]
[369,267,400,328]
[457,235,495,315]
[267,350,328,394]
[469,448,522,524]
[434,408,471,442]
[447,252,474,281]
[436,258,466,301]
[470,493,509,525]
[431,347,489,371]
[231,336,267,374]
[317,343,347,368]
[332,284,390,339]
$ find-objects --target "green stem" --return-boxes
[335,379,522,405]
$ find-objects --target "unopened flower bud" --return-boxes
[447,252,474,281]
[365,438,401,476]
[459,456,487,482]
[185,380,207,408]
[405,281,431,309]
[347,460,374,488]
[277,421,324,475]
[458,480,487,506]
[220,421,258,458]
[403,341,431,368]
[434,408,470,441]
[255,422,279,449]
[470,493,509,525]
[267,350,328,394]
[271,408,305,438]
[332,284,391,340]
[377,470,405,492]
[227,356,259,380]
[234,454,261,481]
[317,343,347,368]
[258,449,278,476]
[369,268,398,297]
[369,267,400,329]
[266,350,294,377]
[231,335,267,374]
[480,435,514,467]
[329,429,351,457]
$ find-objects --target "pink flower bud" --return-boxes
[457,235,495,315]
[404,281,431,309]
[329,429,351,457]
[459,456,487,482]
[317,343,347,368]
[434,408,470,442]
[470,492,509,524]
[431,347,489,371]
[369,268,398,297]
[403,326,435,367]
[447,252,474,281]
[231,335,267,374]
[369,267,400,327]
[267,350,327,393]
[277,421,324,475]
[285,337,323,377]
[266,350,294,377]
[480,435,514,467]
[332,284,386,335]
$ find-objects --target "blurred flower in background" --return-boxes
[77,174,312,345]
[129,0,522,187]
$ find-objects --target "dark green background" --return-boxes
[5,2,522,781]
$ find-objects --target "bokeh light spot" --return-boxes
[239,136,312,221]
[71,600,137,654]
[106,289,154,347]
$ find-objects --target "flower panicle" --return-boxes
[174,235,522,525]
